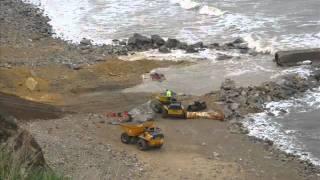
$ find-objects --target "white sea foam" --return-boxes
[170,0,225,17]
[270,65,314,79]
[170,0,200,10]
[199,5,225,16]
[119,48,246,62]
[243,87,320,166]
[243,34,276,54]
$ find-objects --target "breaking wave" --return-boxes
[243,34,276,54]
[170,0,225,16]
[199,5,225,16]
[169,0,200,10]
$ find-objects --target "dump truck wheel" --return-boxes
[150,100,162,113]
[130,136,139,144]
[121,133,131,144]
[137,139,149,151]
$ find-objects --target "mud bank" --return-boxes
[0,58,182,104]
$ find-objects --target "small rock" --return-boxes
[230,103,240,111]
[217,53,233,60]
[213,152,220,159]
[208,43,220,49]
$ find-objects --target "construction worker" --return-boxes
[166,89,172,97]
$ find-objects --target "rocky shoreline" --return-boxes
[1,0,259,69]
[216,67,320,176]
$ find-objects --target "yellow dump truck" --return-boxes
[120,120,164,150]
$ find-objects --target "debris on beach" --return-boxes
[150,72,166,82]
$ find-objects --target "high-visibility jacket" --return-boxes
[166,90,172,97]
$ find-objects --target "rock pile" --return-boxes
[220,69,320,120]
[124,33,257,56]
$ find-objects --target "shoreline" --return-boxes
[1,0,320,179]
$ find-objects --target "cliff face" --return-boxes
[0,113,46,169]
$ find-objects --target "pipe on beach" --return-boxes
[275,48,320,66]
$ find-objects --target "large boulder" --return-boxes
[0,113,17,143]
[25,77,38,91]
[275,48,320,66]
[0,113,46,169]
[165,38,180,49]
[127,33,152,50]
[177,42,188,50]
[151,35,165,47]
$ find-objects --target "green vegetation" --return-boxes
[0,149,67,180]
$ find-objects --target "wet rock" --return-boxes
[217,53,233,60]
[151,35,165,47]
[159,45,171,53]
[236,43,249,50]
[119,40,127,46]
[230,103,240,111]
[221,79,236,91]
[165,38,180,49]
[313,70,320,81]
[112,45,129,55]
[66,63,82,70]
[229,121,248,134]
[191,42,204,49]
[208,43,220,49]
[185,45,199,53]
[128,33,152,50]
[177,42,188,50]
[233,38,245,44]
[240,49,249,54]
[112,39,120,44]
[249,50,259,56]
[80,38,92,46]
[222,106,233,119]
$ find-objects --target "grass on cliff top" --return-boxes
[0,150,67,180]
